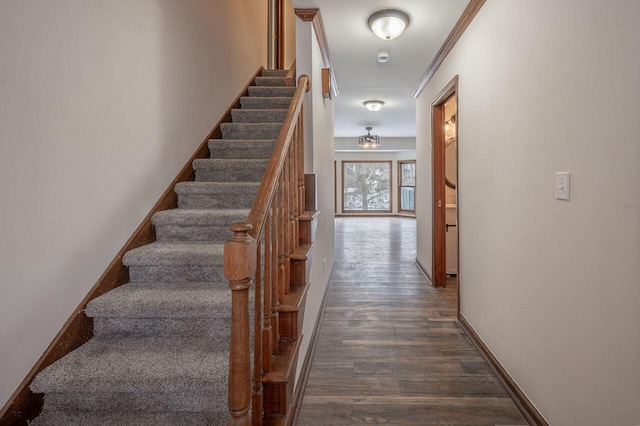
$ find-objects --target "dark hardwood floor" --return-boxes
[296,217,528,425]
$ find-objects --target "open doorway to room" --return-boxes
[431,77,459,292]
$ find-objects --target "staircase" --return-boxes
[28,69,314,425]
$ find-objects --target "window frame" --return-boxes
[398,160,416,214]
[341,160,393,213]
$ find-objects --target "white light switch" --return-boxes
[555,172,571,200]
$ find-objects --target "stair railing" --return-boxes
[224,75,310,425]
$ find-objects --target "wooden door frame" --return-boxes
[268,0,285,69]
[431,76,459,288]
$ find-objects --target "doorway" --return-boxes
[431,76,459,290]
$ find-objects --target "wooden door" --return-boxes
[431,77,458,287]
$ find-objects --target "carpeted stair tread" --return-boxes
[247,86,295,97]
[152,209,248,242]
[153,210,242,243]
[175,182,260,209]
[86,282,231,319]
[231,108,288,123]
[123,242,224,266]
[208,139,276,159]
[40,389,229,416]
[30,336,228,394]
[193,158,269,182]
[220,122,282,139]
[240,96,292,109]
[30,409,221,426]
[93,317,230,338]
[152,208,250,227]
[175,181,261,194]
[261,69,288,77]
[254,76,287,86]
[42,390,225,414]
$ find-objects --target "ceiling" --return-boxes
[291,0,470,140]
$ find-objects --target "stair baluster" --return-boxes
[224,75,310,425]
[224,223,256,426]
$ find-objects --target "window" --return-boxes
[398,161,416,213]
[342,161,391,212]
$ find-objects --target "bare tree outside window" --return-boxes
[342,161,391,212]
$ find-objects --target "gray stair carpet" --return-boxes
[29,68,293,425]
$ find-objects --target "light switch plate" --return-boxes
[555,172,570,200]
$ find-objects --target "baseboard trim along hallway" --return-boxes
[458,313,549,426]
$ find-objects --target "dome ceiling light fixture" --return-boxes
[368,9,410,40]
[358,127,381,149]
[363,100,385,112]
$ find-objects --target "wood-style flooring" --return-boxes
[296,217,529,425]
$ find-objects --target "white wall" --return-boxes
[0,0,267,408]
[294,20,336,385]
[415,1,640,424]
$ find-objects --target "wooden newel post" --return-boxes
[224,222,257,426]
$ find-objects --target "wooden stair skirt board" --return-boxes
[298,210,319,246]
[290,244,313,287]
[262,338,303,418]
[278,283,309,341]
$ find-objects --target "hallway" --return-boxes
[297,217,528,425]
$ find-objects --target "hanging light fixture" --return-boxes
[358,127,380,149]
[363,100,385,112]
[368,9,410,40]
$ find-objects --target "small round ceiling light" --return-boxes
[377,51,390,63]
[368,9,410,40]
[363,100,385,112]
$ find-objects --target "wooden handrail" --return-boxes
[225,74,310,425]
[246,75,310,239]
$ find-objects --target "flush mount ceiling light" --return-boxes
[368,9,410,40]
[363,100,385,112]
[358,127,380,149]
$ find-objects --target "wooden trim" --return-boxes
[397,160,416,214]
[0,67,264,426]
[458,314,549,426]
[412,0,485,98]
[432,101,445,287]
[341,161,393,214]
[321,68,331,99]
[334,161,337,214]
[414,258,433,286]
[290,262,336,425]
[294,8,339,97]
[285,60,296,86]
[431,77,458,288]
[277,0,286,69]
[268,0,278,70]
[304,174,317,212]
